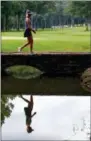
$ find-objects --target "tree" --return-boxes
[33,1,56,29]
[3,1,90,31]
[11,1,27,31]
[70,1,91,31]
[1,95,17,126]
[1,1,13,31]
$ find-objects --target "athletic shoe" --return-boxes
[30,52,34,55]
[18,47,21,52]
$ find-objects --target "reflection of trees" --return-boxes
[1,95,17,126]
[72,117,90,140]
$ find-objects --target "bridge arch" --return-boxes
[1,52,91,76]
[5,65,43,79]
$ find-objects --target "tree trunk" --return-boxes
[3,15,6,31]
[17,15,20,31]
[50,16,53,29]
[85,23,88,31]
[85,18,89,31]
[44,18,46,29]
[71,17,74,28]
[40,17,42,29]
[59,15,60,26]
[6,15,8,31]
[34,15,38,30]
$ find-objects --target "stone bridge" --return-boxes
[1,52,91,94]
[1,52,91,76]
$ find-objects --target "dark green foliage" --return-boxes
[69,1,91,31]
[1,1,90,31]
[70,1,91,18]
[1,1,63,31]
[1,95,17,126]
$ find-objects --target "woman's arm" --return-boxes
[20,95,29,103]
[31,112,37,118]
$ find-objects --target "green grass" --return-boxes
[1,27,90,52]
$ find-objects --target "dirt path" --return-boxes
[2,36,47,40]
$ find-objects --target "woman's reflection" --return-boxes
[20,95,37,133]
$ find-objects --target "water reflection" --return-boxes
[20,95,36,133]
[1,74,90,95]
[1,95,90,140]
[1,66,91,94]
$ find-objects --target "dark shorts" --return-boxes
[24,28,32,37]
[24,107,32,125]
[24,107,30,116]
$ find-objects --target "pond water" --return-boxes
[1,66,90,95]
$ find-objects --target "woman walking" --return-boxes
[18,10,36,53]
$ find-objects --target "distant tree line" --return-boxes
[1,1,91,31]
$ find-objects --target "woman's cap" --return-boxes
[26,9,32,15]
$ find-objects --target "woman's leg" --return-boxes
[20,42,29,51]
[18,37,30,51]
[18,36,33,53]
[27,36,33,53]
[30,95,33,110]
